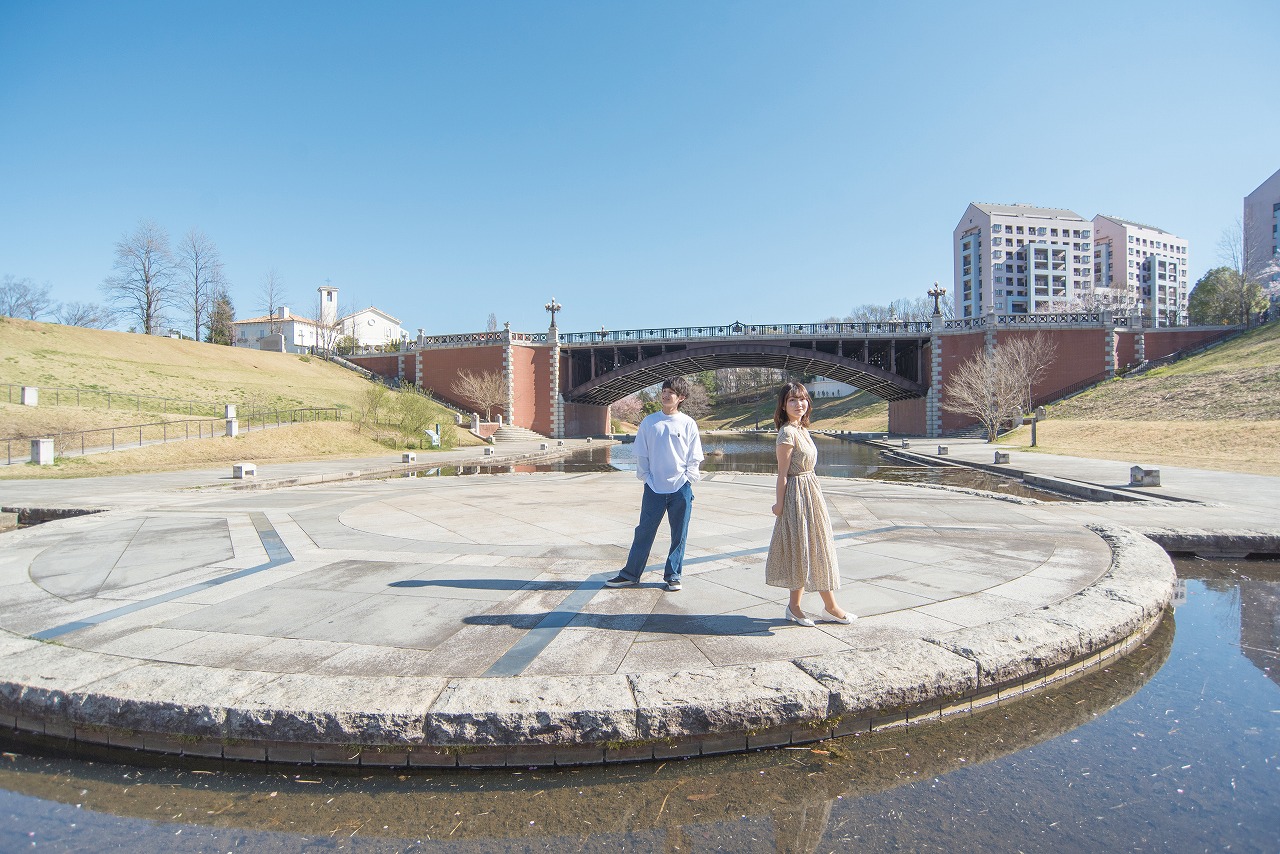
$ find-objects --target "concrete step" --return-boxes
[491,426,548,443]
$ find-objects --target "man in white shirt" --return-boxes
[605,376,704,592]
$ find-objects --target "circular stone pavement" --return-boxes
[0,470,1174,767]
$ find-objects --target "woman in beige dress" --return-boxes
[764,381,854,627]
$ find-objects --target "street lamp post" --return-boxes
[544,297,562,328]
[928,282,947,316]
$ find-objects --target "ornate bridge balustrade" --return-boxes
[347,313,1240,439]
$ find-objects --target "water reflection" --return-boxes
[0,617,1172,850]
[402,434,1065,502]
[3,557,1275,852]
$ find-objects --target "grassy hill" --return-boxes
[1005,321,1280,476]
[698,389,888,432]
[0,316,375,410]
[0,317,478,478]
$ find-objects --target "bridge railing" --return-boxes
[556,321,934,344]
[414,312,1202,348]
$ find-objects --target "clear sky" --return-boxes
[2,0,1277,336]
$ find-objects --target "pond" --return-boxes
[433,433,1067,502]
[2,556,1276,852]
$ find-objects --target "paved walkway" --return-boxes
[0,438,1275,767]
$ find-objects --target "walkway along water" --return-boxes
[0,436,1276,768]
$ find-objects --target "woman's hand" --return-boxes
[771,503,781,517]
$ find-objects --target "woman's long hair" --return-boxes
[773,381,812,429]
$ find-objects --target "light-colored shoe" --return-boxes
[785,606,815,627]
[820,608,856,625]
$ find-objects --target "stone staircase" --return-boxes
[491,426,548,443]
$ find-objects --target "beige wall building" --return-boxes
[953,203,1094,319]
[954,202,1191,326]
[1092,215,1190,326]
[1244,166,1280,288]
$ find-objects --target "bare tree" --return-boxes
[450,369,507,420]
[54,301,116,328]
[259,269,288,333]
[101,220,176,334]
[175,229,226,342]
[1218,220,1272,326]
[681,381,712,420]
[941,346,1027,442]
[1000,331,1057,415]
[0,275,55,319]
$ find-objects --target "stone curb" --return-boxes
[0,522,1174,767]
[218,440,615,492]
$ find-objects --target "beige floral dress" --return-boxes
[764,424,840,592]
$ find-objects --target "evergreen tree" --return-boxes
[206,289,236,345]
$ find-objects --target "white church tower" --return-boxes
[318,284,339,326]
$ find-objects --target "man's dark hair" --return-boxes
[662,376,691,408]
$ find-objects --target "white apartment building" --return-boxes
[1092,215,1190,325]
[953,203,1094,319]
[1244,166,1280,289]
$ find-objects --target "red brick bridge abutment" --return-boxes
[346,315,1237,439]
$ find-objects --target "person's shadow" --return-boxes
[463,610,778,636]
[390,577,781,635]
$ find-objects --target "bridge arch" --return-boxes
[563,342,928,406]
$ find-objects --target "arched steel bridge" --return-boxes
[557,320,932,405]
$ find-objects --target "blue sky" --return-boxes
[2,0,1277,335]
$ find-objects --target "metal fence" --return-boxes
[2,384,231,417]
[3,407,342,466]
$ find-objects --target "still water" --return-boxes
[2,556,1277,852]
[455,433,1065,502]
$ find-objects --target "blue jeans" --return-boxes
[621,482,693,583]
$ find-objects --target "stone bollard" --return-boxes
[21,387,38,407]
[30,438,54,465]
[483,447,494,457]
[993,451,1010,464]
[557,439,564,446]
[586,436,593,443]
[402,452,416,463]
[539,442,548,450]
[226,418,239,438]
[937,445,949,455]
[232,462,256,479]
[224,404,236,419]
[900,439,911,449]
[1129,466,1161,487]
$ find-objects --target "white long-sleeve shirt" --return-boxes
[634,410,704,494]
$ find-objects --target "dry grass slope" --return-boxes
[1005,321,1280,476]
[0,318,478,478]
[0,317,373,410]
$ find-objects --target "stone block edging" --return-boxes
[0,523,1174,767]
